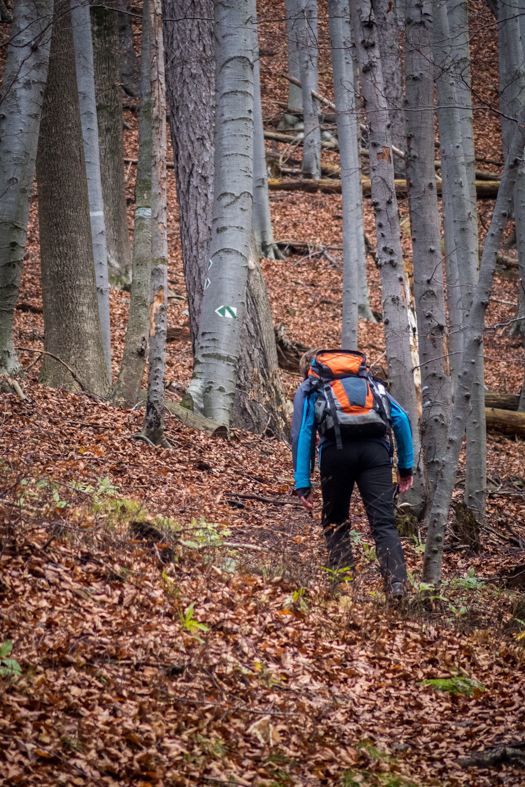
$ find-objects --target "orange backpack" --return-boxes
[308,350,391,449]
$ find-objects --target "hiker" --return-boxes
[291,349,413,600]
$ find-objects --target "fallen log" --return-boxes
[484,391,519,411]
[485,407,525,438]
[263,129,338,151]
[274,325,310,374]
[137,390,227,438]
[267,177,500,199]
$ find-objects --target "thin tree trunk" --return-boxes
[142,0,169,447]
[185,0,255,426]
[298,0,321,179]
[163,0,214,350]
[0,0,53,376]
[232,235,289,439]
[71,0,112,379]
[118,0,140,97]
[285,0,303,111]
[36,2,109,397]
[434,0,485,520]
[92,0,132,284]
[405,0,451,497]
[350,0,426,515]
[328,0,359,347]
[373,0,406,176]
[423,121,524,586]
[253,19,282,260]
[113,0,152,407]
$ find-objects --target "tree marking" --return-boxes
[215,305,237,319]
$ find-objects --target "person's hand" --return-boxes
[297,488,313,511]
[397,471,413,494]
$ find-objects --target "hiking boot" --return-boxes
[389,581,407,602]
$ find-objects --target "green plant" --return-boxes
[418,676,484,697]
[320,565,354,583]
[181,517,230,549]
[450,568,484,592]
[284,587,309,614]
[411,535,425,554]
[0,641,21,679]
[179,603,209,641]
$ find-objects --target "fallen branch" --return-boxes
[484,391,520,411]
[137,390,227,438]
[485,407,525,437]
[226,492,301,507]
[263,128,338,151]
[267,177,501,199]
[16,347,97,397]
[458,742,525,768]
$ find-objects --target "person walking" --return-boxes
[292,349,413,600]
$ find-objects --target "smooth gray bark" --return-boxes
[285,0,303,110]
[185,0,255,426]
[0,0,53,376]
[434,0,485,519]
[423,123,524,585]
[113,0,152,407]
[36,3,109,397]
[253,21,281,260]
[373,0,406,175]
[92,1,132,283]
[328,0,359,347]
[298,0,321,179]
[163,0,214,350]
[405,0,451,497]
[71,0,112,379]
[350,0,426,515]
[142,0,169,447]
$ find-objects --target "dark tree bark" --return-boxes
[118,0,140,97]
[162,0,214,350]
[36,3,109,397]
[91,1,132,283]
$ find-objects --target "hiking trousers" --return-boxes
[320,440,407,584]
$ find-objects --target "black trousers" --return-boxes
[320,440,407,584]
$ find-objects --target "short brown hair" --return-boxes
[299,348,319,379]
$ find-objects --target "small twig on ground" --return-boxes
[225,492,301,507]
[130,433,157,448]
[16,347,96,397]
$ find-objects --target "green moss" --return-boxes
[418,676,484,696]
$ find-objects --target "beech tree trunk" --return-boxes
[0,0,53,376]
[253,17,281,260]
[71,0,112,379]
[142,0,169,447]
[434,0,486,520]
[92,1,132,283]
[298,0,321,179]
[113,0,152,407]
[423,120,525,586]
[328,0,359,347]
[36,4,109,397]
[405,0,451,497]
[185,0,255,426]
[232,236,289,440]
[373,0,406,176]
[285,0,303,111]
[118,0,140,97]
[163,0,214,350]
[350,0,426,515]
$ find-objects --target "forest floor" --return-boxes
[3,0,525,785]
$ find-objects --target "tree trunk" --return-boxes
[232,236,289,440]
[298,0,321,179]
[253,16,282,260]
[373,0,406,176]
[141,0,169,447]
[405,0,451,497]
[118,0,140,97]
[328,0,360,347]
[71,0,112,379]
[0,0,13,22]
[350,0,426,516]
[423,121,524,586]
[113,0,152,407]
[162,0,214,350]
[285,0,303,111]
[0,0,53,376]
[185,0,255,427]
[434,0,486,520]
[36,3,109,397]
[91,1,132,284]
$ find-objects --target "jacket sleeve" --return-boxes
[388,395,413,475]
[291,381,316,490]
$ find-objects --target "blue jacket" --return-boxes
[291,377,414,491]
